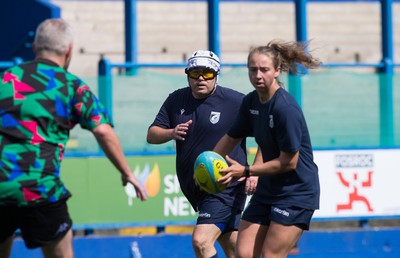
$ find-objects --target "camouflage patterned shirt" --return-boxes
[0,59,112,207]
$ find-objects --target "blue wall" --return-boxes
[0,0,60,61]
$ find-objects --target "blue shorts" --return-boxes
[0,200,72,249]
[197,195,242,233]
[241,198,315,230]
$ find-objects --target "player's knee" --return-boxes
[192,236,205,252]
[236,249,252,258]
[236,243,262,258]
[192,235,212,255]
[262,245,291,258]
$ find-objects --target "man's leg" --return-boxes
[0,236,14,258]
[41,229,74,258]
[192,224,221,258]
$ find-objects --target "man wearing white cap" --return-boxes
[147,50,251,258]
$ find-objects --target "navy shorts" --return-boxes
[0,200,73,249]
[241,198,315,230]
[197,195,242,233]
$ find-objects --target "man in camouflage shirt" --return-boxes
[0,18,147,258]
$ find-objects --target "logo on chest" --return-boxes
[249,109,259,115]
[210,111,221,124]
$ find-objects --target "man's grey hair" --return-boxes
[34,18,73,56]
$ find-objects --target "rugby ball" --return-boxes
[193,151,228,194]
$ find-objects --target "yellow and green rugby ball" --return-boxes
[193,151,228,194]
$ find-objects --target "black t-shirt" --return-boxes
[229,88,320,210]
[150,85,247,211]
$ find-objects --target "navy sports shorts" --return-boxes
[196,195,242,233]
[241,198,315,230]
[0,200,73,249]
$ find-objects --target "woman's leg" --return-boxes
[236,220,268,258]
[262,221,302,258]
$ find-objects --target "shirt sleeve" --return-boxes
[275,104,303,153]
[228,93,253,139]
[70,80,113,130]
[149,93,173,129]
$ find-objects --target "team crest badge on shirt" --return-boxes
[269,115,274,128]
[210,111,220,124]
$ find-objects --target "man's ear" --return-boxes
[66,44,73,58]
[63,43,74,69]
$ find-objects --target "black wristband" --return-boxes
[244,165,250,178]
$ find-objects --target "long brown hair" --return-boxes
[247,40,321,76]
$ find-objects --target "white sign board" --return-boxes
[313,149,400,218]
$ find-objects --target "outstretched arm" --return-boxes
[92,124,147,201]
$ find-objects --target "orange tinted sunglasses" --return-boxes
[186,69,217,80]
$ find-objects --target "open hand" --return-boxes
[122,173,147,201]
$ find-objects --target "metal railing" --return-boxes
[0,57,24,69]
